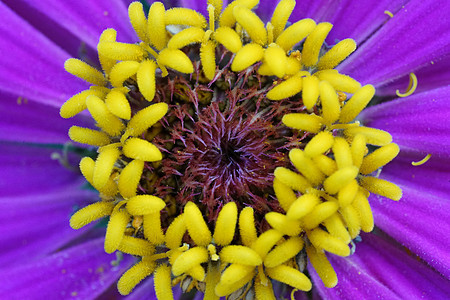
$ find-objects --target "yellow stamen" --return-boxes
[264,236,304,268]
[319,81,341,125]
[207,0,223,20]
[143,212,165,244]
[215,264,255,296]
[147,2,167,50]
[352,190,374,232]
[125,102,168,137]
[289,149,325,186]
[98,28,117,75]
[213,202,238,246]
[128,2,150,44]
[307,228,350,257]
[302,75,320,109]
[233,5,267,45]
[255,279,276,300]
[312,155,337,176]
[137,60,158,102]
[287,194,321,220]
[384,10,394,18]
[360,176,402,201]
[167,27,205,49]
[276,19,316,52]
[60,88,107,119]
[231,43,265,72]
[69,201,114,229]
[184,202,212,246]
[412,153,432,166]
[317,38,356,70]
[285,54,302,75]
[332,137,353,169]
[172,246,209,276]
[165,7,207,28]
[219,0,259,27]
[302,201,339,230]
[122,138,162,162]
[306,246,337,288]
[79,157,118,196]
[239,207,258,247]
[154,264,175,300]
[344,126,392,146]
[86,95,124,136]
[98,41,146,61]
[340,205,361,239]
[396,72,418,97]
[304,131,334,158]
[266,264,312,291]
[157,48,194,74]
[251,229,283,259]
[214,26,243,53]
[339,84,375,123]
[126,195,166,215]
[273,177,297,211]
[323,213,351,244]
[267,73,303,100]
[68,126,110,146]
[188,265,206,281]
[165,214,186,249]
[264,43,287,78]
[338,179,359,207]
[302,22,333,67]
[220,245,262,266]
[104,210,130,253]
[270,0,296,40]
[64,58,106,86]
[323,166,359,195]
[204,262,221,300]
[350,134,367,168]
[93,146,121,189]
[109,60,140,88]
[274,167,311,193]
[118,236,155,256]
[105,89,131,120]
[265,212,302,236]
[360,143,400,174]
[200,40,217,80]
[118,258,156,295]
[316,71,361,94]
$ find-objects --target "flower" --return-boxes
[0,0,449,299]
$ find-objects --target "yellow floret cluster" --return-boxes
[61,0,402,299]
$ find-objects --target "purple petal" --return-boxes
[339,0,450,87]
[360,86,450,156]
[0,238,134,300]
[0,91,91,144]
[0,3,88,107]
[311,233,450,298]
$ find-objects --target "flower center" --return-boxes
[62,1,403,299]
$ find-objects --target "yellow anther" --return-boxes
[304,131,334,158]
[251,229,283,259]
[208,0,223,20]
[165,214,186,249]
[302,75,320,109]
[123,138,162,162]
[317,38,356,70]
[214,26,243,53]
[143,212,165,244]
[86,95,125,136]
[172,246,209,276]
[287,194,320,220]
[109,61,140,88]
[339,84,376,123]
[118,236,155,256]
[105,210,130,253]
[323,213,351,244]
[200,40,217,80]
[68,126,110,146]
[98,41,146,61]
[137,60,158,102]
[264,43,287,78]
[324,166,359,195]
[215,264,255,296]
[231,43,264,72]
[128,1,149,44]
[213,202,238,246]
[157,48,194,74]
[267,73,303,100]
[302,22,333,67]
[126,102,168,137]
[239,206,258,247]
[302,201,339,230]
[264,237,304,268]
[306,246,337,288]
[147,2,167,50]
[273,177,297,211]
[270,0,296,40]
[308,228,350,257]
[332,137,353,169]
[154,265,175,300]
[360,143,400,174]
[64,58,106,86]
[184,202,212,246]
[338,179,359,207]
[312,155,337,176]
[60,88,107,119]
[344,126,392,146]
[316,71,361,94]
[360,176,402,201]
[233,5,267,45]
[340,205,361,239]
[319,81,341,125]
[219,0,259,27]
[69,201,114,229]
[220,245,262,266]
[384,10,394,18]
[265,212,302,236]
[289,149,325,186]
[165,7,207,28]
[98,28,118,75]
[266,264,312,291]
[127,195,166,215]
[285,54,302,75]
[93,146,121,189]
[118,258,156,295]
[352,190,374,232]
[255,279,276,300]
[168,27,205,49]
[396,73,418,97]
[79,157,117,196]
[276,19,316,52]
[208,244,220,261]
[412,153,432,166]
[274,167,311,193]
[266,22,274,45]
[105,90,131,120]
[187,265,206,281]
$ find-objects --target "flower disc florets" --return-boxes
[62,0,403,299]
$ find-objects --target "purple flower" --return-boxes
[0,0,449,299]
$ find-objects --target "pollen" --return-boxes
[63,0,403,298]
